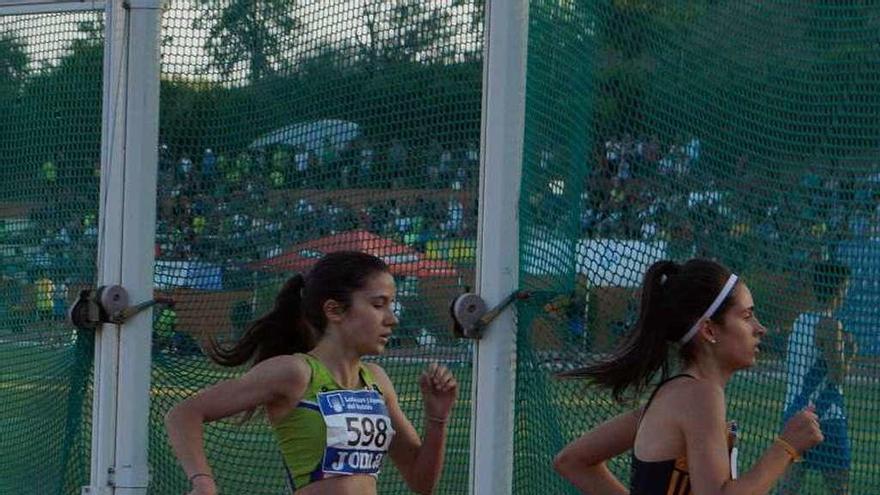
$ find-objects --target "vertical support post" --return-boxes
[86,1,128,490]
[114,0,161,492]
[85,0,161,493]
[470,1,529,494]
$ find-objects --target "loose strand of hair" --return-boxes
[207,274,310,368]
[557,260,678,401]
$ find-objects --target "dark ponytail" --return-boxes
[208,274,312,367]
[558,258,735,401]
[208,251,390,368]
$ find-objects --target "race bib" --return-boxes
[317,389,395,477]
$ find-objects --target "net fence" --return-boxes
[517,1,880,494]
[0,10,102,495]
[150,1,482,494]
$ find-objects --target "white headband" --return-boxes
[679,274,739,345]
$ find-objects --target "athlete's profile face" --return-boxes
[340,271,398,355]
[717,283,766,369]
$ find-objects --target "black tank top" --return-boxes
[630,374,696,495]
[629,374,737,495]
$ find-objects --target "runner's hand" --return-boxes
[780,404,823,455]
[419,362,458,421]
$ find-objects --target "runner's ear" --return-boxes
[323,299,345,321]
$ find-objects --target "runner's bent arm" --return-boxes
[165,354,310,491]
[553,408,641,495]
[684,381,808,495]
[371,363,452,495]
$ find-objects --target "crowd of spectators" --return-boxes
[154,137,480,264]
[7,131,880,335]
[0,189,98,332]
[573,134,880,268]
[1,136,482,333]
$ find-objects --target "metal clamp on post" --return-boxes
[69,285,174,331]
[450,290,530,339]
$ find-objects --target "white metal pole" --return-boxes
[113,0,161,493]
[470,1,529,494]
[85,0,161,493]
[86,0,128,490]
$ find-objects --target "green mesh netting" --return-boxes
[0,11,102,495]
[150,1,483,494]
[518,1,880,494]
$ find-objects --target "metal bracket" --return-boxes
[68,284,174,331]
[111,464,150,489]
[450,290,530,339]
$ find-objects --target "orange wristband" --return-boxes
[189,473,214,483]
[775,437,803,463]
